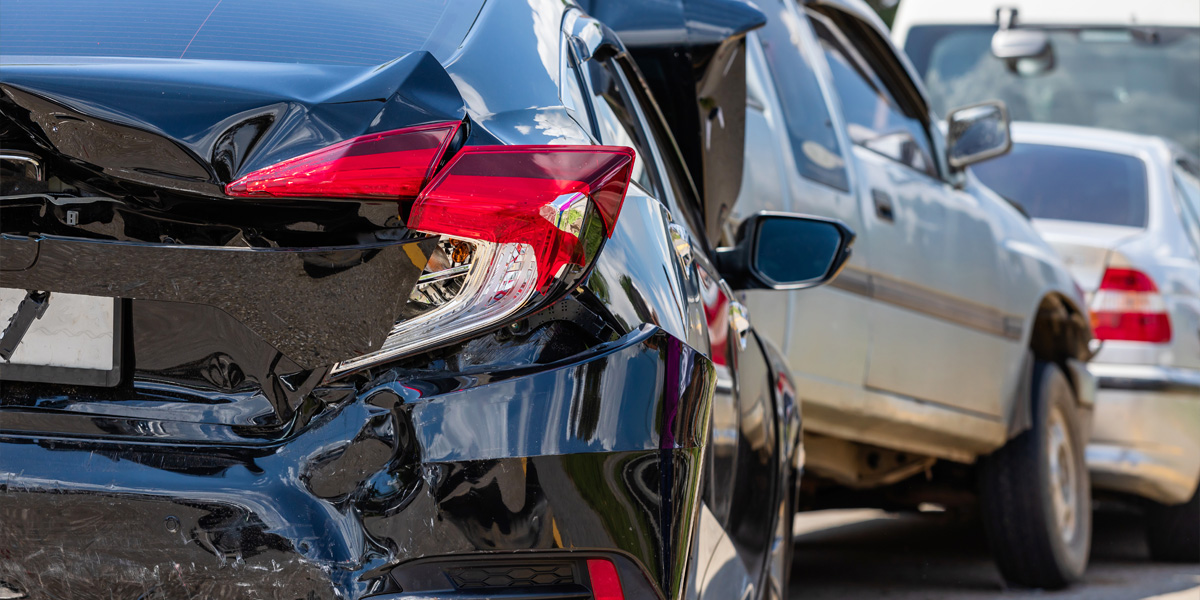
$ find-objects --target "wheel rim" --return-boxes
[1046,405,1079,545]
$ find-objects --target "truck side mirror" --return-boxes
[946,101,1012,169]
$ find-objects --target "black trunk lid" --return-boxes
[0,52,466,436]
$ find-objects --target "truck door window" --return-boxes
[754,6,850,192]
[810,13,938,178]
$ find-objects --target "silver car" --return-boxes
[972,122,1200,562]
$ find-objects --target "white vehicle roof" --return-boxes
[1004,123,1188,197]
[1008,121,1177,158]
[893,0,1200,46]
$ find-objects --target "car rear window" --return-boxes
[0,0,481,66]
[971,143,1149,227]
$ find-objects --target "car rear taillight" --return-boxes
[1090,267,1172,343]
[410,145,633,291]
[224,122,635,374]
[226,122,460,199]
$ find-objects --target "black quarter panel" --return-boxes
[0,3,754,600]
[723,324,782,578]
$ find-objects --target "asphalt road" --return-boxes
[788,509,1200,599]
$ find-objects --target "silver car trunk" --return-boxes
[1031,219,1145,292]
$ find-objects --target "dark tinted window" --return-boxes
[755,6,849,191]
[972,143,1148,227]
[587,58,661,196]
[611,58,709,246]
[0,0,481,66]
[811,14,937,177]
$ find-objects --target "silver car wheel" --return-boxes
[1047,404,1078,545]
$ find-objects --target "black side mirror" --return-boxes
[716,212,855,291]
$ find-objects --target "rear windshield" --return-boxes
[971,143,1149,227]
[0,0,481,66]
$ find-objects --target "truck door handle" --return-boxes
[872,189,894,223]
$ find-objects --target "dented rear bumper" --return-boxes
[0,326,715,600]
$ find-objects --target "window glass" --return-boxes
[586,58,659,195]
[0,0,481,66]
[905,25,1200,158]
[754,7,849,191]
[971,143,1148,227]
[811,16,937,177]
[612,58,709,246]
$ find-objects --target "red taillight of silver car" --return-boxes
[1090,267,1173,343]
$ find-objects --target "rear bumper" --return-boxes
[0,326,715,600]
[1086,363,1200,505]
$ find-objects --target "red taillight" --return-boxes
[225,122,460,199]
[1091,267,1172,343]
[226,132,633,293]
[409,145,635,291]
[586,559,625,600]
[231,127,636,372]
[1099,268,1158,292]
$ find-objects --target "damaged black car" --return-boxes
[0,1,853,598]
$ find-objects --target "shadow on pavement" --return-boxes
[788,509,1200,599]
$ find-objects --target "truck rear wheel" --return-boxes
[1146,485,1200,562]
[978,361,1091,589]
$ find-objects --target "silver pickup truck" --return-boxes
[893,0,1200,566]
[733,0,1094,589]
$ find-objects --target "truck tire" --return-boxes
[1146,485,1200,562]
[978,361,1091,588]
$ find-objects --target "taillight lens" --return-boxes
[229,124,636,374]
[1090,267,1172,343]
[226,122,460,199]
[410,145,634,291]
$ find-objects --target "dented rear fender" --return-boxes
[0,326,716,600]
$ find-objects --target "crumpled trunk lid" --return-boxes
[0,52,465,432]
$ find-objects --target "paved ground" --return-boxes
[788,509,1200,599]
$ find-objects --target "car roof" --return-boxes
[893,0,1200,46]
[1008,122,1181,163]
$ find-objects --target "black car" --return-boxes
[0,1,853,599]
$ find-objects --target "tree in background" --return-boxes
[867,0,899,28]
